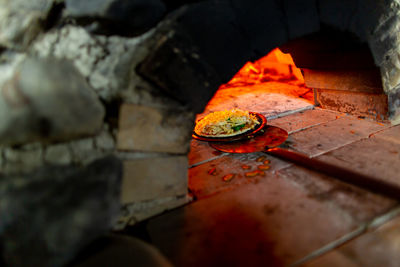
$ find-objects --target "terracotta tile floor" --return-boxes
[146,85,400,267]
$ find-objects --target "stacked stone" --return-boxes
[0,0,192,266]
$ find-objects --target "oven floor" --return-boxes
[145,91,400,266]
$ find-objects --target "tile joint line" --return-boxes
[290,205,400,267]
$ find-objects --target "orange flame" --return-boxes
[221,48,306,89]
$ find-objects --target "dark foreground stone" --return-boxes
[69,234,172,267]
[0,156,123,267]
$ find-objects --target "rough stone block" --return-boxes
[366,1,400,65]
[3,146,44,174]
[315,89,388,120]
[0,57,105,146]
[0,52,26,87]
[32,26,107,78]
[138,25,222,113]
[388,86,400,125]
[303,69,383,93]
[380,51,400,93]
[69,137,105,165]
[94,127,116,151]
[44,144,72,165]
[117,104,194,154]
[121,156,188,204]
[0,0,55,49]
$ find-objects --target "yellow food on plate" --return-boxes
[194,109,260,137]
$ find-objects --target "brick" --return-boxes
[372,125,400,144]
[288,115,389,157]
[315,89,388,120]
[306,214,400,267]
[121,156,188,204]
[69,137,103,164]
[148,163,392,267]
[138,22,222,113]
[189,152,290,199]
[117,104,194,154]
[188,139,226,166]
[268,108,339,134]
[303,69,383,93]
[317,137,400,186]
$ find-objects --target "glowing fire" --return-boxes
[221,48,306,90]
[198,48,314,119]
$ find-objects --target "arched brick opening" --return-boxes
[140,0,400,121]
[117,0,400,231]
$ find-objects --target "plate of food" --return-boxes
[192,109,267,142]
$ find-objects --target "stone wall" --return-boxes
[0,0,399,266]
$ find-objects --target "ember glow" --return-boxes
[221,48,305,89]
[199,48,314,118]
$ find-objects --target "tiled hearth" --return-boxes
[143,87,400,266]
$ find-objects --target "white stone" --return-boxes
[32,25,157,102]
[69,138,95,159]
[0,57,105,146]
[95,129,115,151]
[3,146,43,173]
[32,26,107,78]
[88,31,154,101]
[0,52,25,87]
[0,0,54,49]
[69,138,105,164]
[44,144,72,165]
